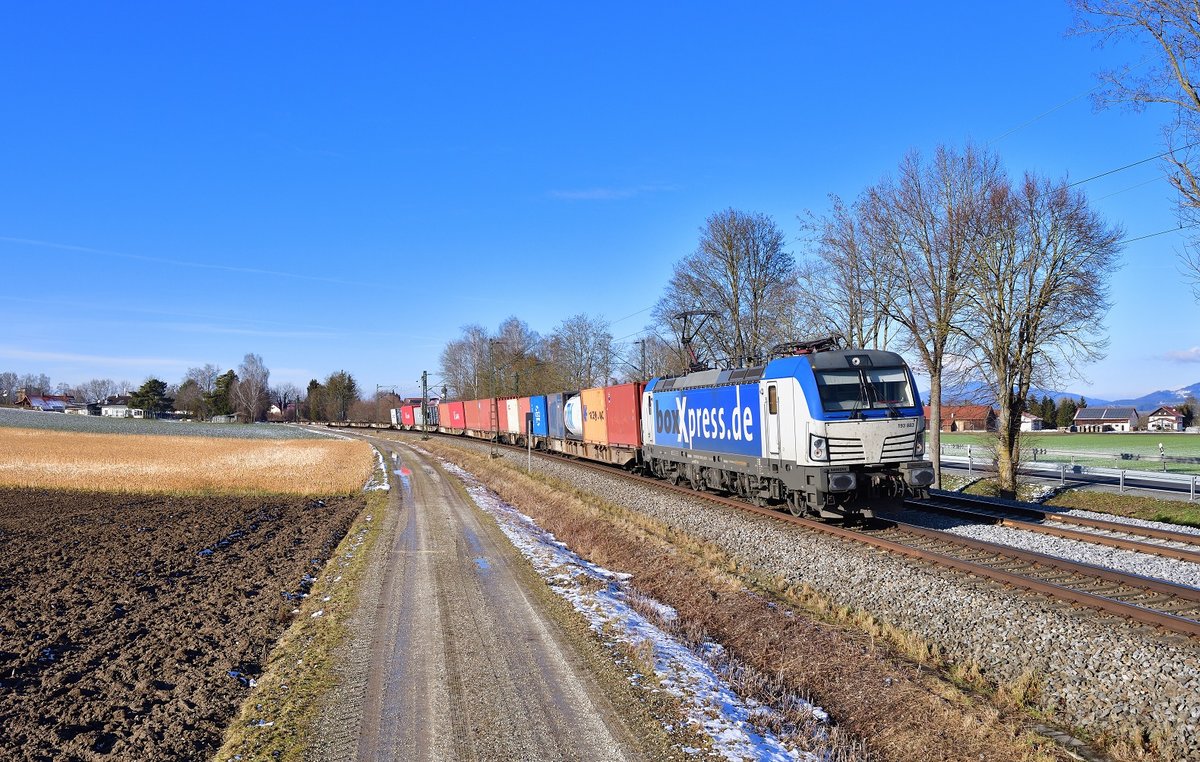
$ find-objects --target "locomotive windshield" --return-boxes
[814,367,915,413]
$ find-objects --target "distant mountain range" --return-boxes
[921,380,1200,412]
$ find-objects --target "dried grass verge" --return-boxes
[0,428,373,495]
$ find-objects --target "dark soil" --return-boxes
[0,487,363,761]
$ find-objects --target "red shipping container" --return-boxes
[464,399,484,430]
[444,401,466,428]
[400,405,416,427]
[465,399,498,432]
[518,397,531,434]
[605,382,644,446]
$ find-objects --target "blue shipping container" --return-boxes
[529,395,548,437]
[650,383,762,457]
[547,392,565,439]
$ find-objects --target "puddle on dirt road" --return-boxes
[472,557,491,572]
[389,451,414,496]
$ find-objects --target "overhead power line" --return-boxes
[1121,221,1200,245]
[1068,139,1200,188]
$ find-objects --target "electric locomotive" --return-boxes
[641,339,933,520]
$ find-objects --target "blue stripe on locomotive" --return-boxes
[649,383,762,457]
[529,395,548,437]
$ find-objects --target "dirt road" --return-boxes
[309,439,641,761]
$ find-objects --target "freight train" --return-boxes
[393,341,934,520]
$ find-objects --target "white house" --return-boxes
[100,395,144,418]
[1074,406,1138,432]
[1020,412,1043,432]
[1147,406,1185,432]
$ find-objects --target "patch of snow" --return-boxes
[440,460,826,761]
[363,447,390,491]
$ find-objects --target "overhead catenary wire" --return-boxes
[1068,139,1200,188]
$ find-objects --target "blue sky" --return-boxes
[1,2,1197,400]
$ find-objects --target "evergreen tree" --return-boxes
[1040,395,1056,426]
[1057,398,1078,429]
[324,371,360,422]
[129,378,173,418]
[1182,397,1198,429]
[204,370,237,417]
[305,379,324,421]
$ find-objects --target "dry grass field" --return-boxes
[0,428,374,495]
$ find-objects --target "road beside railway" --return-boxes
[305,438,661,761]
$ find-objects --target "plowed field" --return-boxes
[0,487,363,760]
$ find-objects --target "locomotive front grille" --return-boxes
[827,437,864,463]
[880,432,917,462]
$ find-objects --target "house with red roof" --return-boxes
[1147,406,1184,432]
[923,404,996,432]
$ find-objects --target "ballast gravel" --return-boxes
[438,439,1200,760]
[899,509,1200,589]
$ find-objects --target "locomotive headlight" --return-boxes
[809,435,828,461]
[913,436,925,457]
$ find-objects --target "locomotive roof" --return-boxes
[649,348,908,392]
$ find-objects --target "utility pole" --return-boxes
[420,371,429,432]
[489,340,501,457]
[636,339,646,379]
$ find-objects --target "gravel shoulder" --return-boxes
[308,438,650,761]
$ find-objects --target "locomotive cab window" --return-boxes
[768,385,778,414]
[815,367,914,412]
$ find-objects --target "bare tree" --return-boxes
[232,353,270,422]
[185,364,222,395]
[653,209,799,368]
[964,173,1123,498]
[0,371,19,404]
[76,378,119,404]
[439,324,491,400]
[16,373,51,395]
[544,313,615,390]
[799,193,897,349]
[174,379,204,417]
[274,382,302,421]
[866,144,1006,486]
[1072,0,1200,297]
[492,317,543,395]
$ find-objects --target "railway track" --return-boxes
[908,490,1200,564]
[361,429,1200,640]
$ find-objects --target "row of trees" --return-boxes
[1,355,368,424]
[803,145,1124,496]
[439,314,630,402]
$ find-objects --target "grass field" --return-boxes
[940,431,1200,456]
[939,430,1200,475]
[0,427,374,494]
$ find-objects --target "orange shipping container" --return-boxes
[581,387,607,445]
[604,383,643,446]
